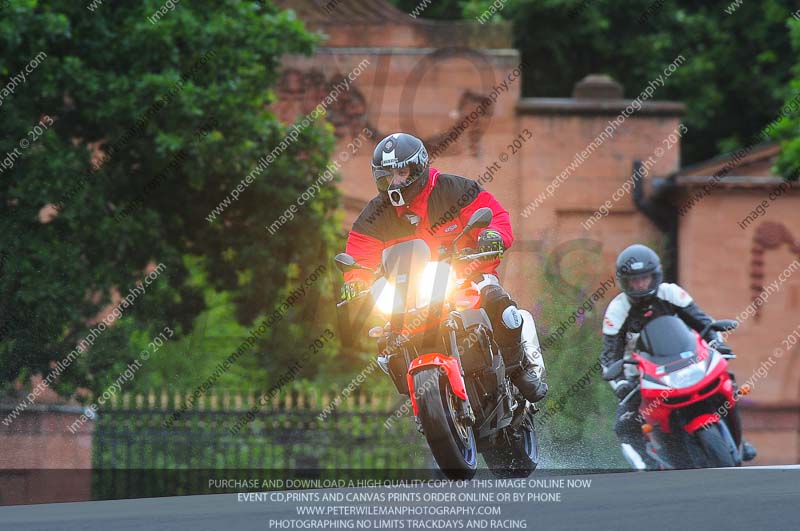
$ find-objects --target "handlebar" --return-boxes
[337,249,502,308]
[602,358,640,381]
[457,250,502,262]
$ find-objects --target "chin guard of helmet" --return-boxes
[388,188,406,206]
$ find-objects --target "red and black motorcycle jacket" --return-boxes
[343,168,513,285]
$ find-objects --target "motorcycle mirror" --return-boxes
[452,207,493,249]
[465,207,493,231]
[334,253,359,273]
[335,253,379,275]
[602,359,625,381]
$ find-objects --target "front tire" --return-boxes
[483,412,539,478]
[696,424,737,468]
[413,368,478,480]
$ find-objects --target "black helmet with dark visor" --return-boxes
[615,244,663,302]
[371,133,430,206]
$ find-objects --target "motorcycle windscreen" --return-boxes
[381,239,430,276]
[637,315,697,362]
[381,239,431,310]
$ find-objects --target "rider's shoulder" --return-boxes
[352,195,392,236]
[357,195,390,217]
[430,174,482,209]
[363,194,386,209]
[602,293,631,335]
[434,173,481,193]
[656,283,693,307]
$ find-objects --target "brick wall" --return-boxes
[0,405,93,505]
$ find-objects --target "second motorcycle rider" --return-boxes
[601,244,757,469]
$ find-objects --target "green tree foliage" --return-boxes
[773,17,800,180]
[527,240,625,468]
[417,0,798,165]
[0,1,342,395]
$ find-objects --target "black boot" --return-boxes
[727,398,757,462]
[500,342,548,403]
[742,440,757,462]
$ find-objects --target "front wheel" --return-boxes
[696,424,737,468]
[413,368,478,480]
[483,411,539,478]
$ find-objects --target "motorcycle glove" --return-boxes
[340,279,367,302]
[704,330,733,355]
[715,342,733,355]
[477,229,504,260]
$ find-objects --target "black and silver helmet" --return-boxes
[371,133,430,206]
[615,244,663,302]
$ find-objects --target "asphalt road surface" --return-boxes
[2,468,798,531]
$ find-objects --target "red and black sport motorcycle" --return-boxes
[603,315,748,469]
[335,208,539,479]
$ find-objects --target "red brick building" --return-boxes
[663,143,800,462]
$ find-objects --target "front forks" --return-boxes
[445,320,475,426]
[382,320,476,425]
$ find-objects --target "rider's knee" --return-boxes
[614,407,643,441]
[480,285,517,323]
[480,284,524,345]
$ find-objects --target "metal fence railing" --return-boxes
[91,386,432,499]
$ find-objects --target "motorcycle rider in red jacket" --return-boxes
[341,133,547,403]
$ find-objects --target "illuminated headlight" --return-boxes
[416,262,454,308]
[662,360,707,389]
[371,278,398,315]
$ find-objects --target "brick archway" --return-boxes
[749,221,800,320]
[750,221,800,403]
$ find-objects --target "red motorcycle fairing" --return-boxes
[684,413,721,434]
[407,354,468,416]
[637,334,735,434]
